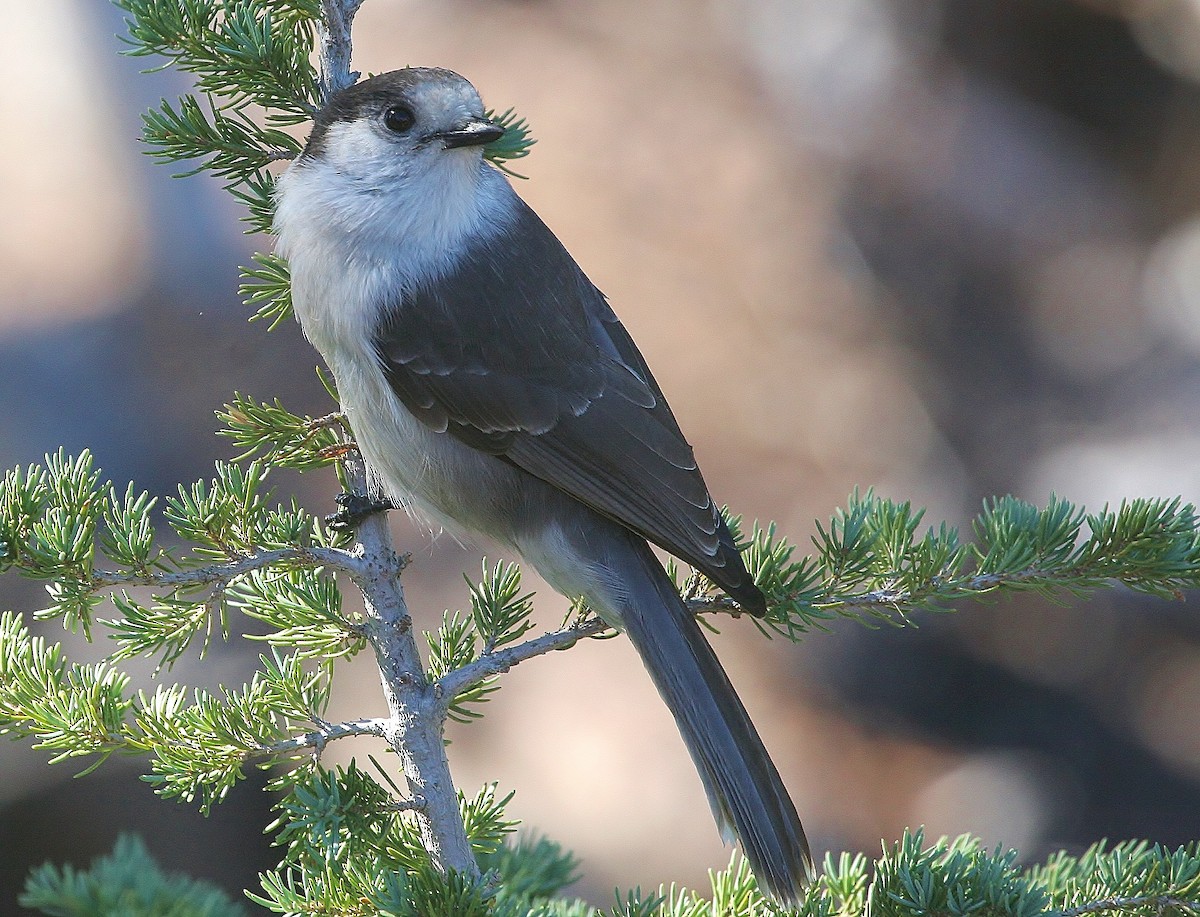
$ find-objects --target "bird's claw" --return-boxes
[325,492,395,531]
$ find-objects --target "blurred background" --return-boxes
[3,0,1200,907]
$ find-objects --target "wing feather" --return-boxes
[373,196,761,607]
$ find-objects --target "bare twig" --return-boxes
[816,568,1085,620]
[255,716,389,756]
[1058,896,1200,917]
[435,589,782,709]
[340,453,478,875]
[437,617,609,707]
[317,0,364,99]
[307,411,348,431]
[91,546,362,590]
[385,797,426,813]
[686,593,743,615]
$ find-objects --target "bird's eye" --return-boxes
[383,105,416,133]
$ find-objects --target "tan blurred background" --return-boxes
[3,0,1200,907]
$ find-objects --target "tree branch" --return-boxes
[437,617,609,707]
[818,566,1109,619]
[1058,895,1200,917]
[254,716,389,756]
[317,0,364,99]
[91,546,363,590]
[341,453,478,874]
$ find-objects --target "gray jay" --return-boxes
[273,67,811,902]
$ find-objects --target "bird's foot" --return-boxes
[325,492,395,531]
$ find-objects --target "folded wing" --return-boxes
[373,197,763,609]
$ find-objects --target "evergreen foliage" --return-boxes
[742,492,1200,642]
[20,834,245,917]
[19,831,1200,917]
[4,0,1199,913]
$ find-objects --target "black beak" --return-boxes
[439,119,506,149]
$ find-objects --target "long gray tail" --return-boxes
[606,529,813,903]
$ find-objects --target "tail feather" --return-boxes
[613,532,812,903]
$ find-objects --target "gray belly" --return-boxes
[331,347,636,623]
[333,353,534,545]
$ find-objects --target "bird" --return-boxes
[272,66,811,903]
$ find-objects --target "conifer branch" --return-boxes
[317,0,364,97]
[91,545,362,589]
[1059,896,1200,917]
[257,716,389,755]
[336,416,478,878]
[435,616,609,710]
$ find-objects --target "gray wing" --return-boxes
[374,197,763,609]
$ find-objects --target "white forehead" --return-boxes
[407,77,485,122]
